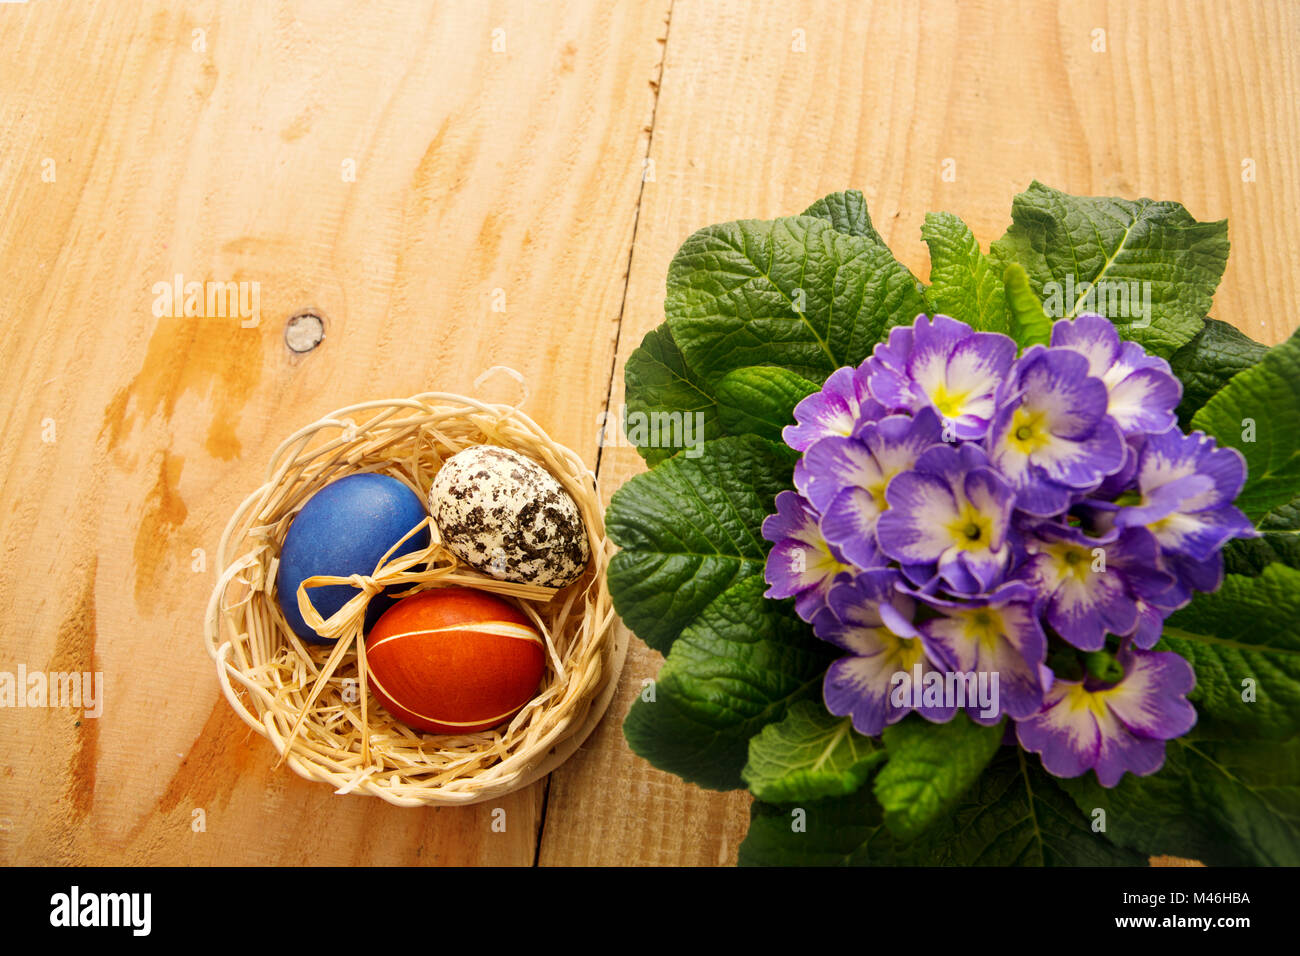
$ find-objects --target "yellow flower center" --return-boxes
[1059,681,1114,719]
[947,503,994,552]
[1007,405,1052,455]
[893,634,929,671]
[867,480,890,513]
[867,460,914,514]
[1045,541,1094,581]
[930,381,971,419]
[961,607,1005,652]
[811,539,851,579]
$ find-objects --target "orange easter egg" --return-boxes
[364,588,545,734]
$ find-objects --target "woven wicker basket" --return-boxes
[202,390,624,807]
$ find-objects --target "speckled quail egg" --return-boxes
[430,445,590,588]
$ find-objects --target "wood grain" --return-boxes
[1,0,1297,867]
[0,0,669,865]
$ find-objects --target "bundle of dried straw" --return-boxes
[202,391,623,806]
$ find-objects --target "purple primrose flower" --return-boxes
[866,315,1015,439]
[913,581,1047,722]
[814,571,956,735]
[761,490,851,621]
[876,442,1016,594]
[1051,313,1182,435]
[784,365,885,452]
[1015,523,1175,651]
[1015,645,1197,787]
[986,345,1126,516]
[1113,428,1257,561]
[799,408,944,569]
[760,313,1256,788]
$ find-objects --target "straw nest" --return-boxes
[202,390,624,807]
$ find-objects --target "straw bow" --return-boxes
[280,516,436,766]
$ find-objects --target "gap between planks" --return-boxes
[531,0,677,866]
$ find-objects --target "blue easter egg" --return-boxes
[275,473,430,644]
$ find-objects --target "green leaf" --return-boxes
[1003,262,1053,348]
[921,212,1009,334]
[713,366,819,444]
[1161,564,1300,738]
[623,576,837,791]
[990,180,1229,357]
[664,216,927,390]
[621,325,720,466]
[739,748,1144,866]
[741,700,884,803]
[801,190,884,243]
[875,713,1005,839]
[738,789,893,866]
[622,331,820,456]
[1222,502,1300,575]
[1222,533,1300,576]
[1060,732,1300,866]
[606,435,793,654]
[1167,318,1269,429]
[1191,327,1300,523]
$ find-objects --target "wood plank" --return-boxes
[0,0,669,865]
[540,0,1300,866]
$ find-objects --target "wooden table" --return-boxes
[1,0,1296,867]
